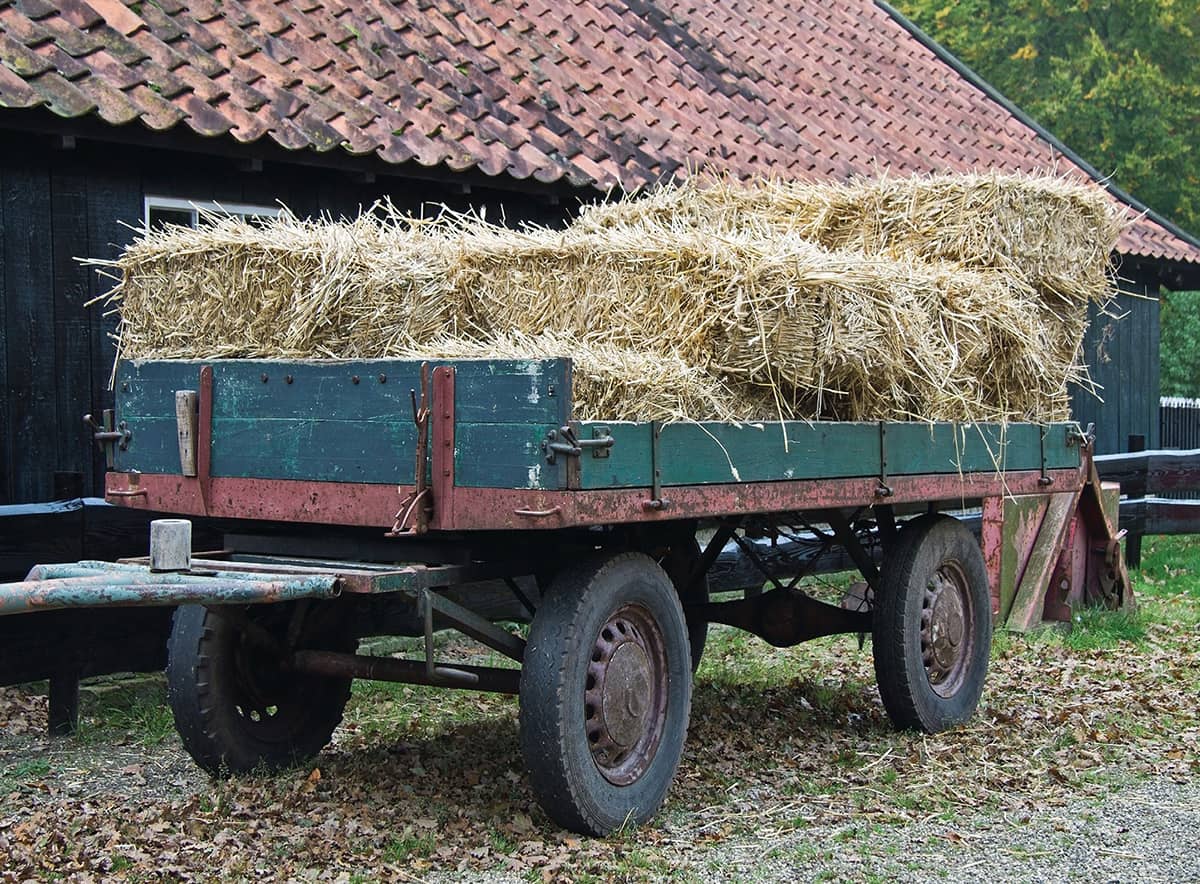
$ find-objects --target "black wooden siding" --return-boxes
[1069,274,1162,455]
[0,133,564,505]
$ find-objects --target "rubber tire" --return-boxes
[662,539,709,673]
[166,604,354,775]
[872,514,992,733]
[519,552,692,836]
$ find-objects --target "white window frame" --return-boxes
[143,195,281,231]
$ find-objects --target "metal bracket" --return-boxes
[1038,426,1053,486]
[643,420,671,510]
[542,424,615,464]
[388,363,433,536]
[417,588,526,663]
[84,410,132,468]
[1067,422,1096,449]
[875,422,893,498]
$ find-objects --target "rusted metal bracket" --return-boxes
[643,420,671,511]
[84,409,132,469]
[389,363,433,536]
[823,508,881,590]
[417,588,526,662]
[875,422,893,498]
[1067,422,1096,449]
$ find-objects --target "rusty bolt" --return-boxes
[378,374,387,383]
[352,376,360,384]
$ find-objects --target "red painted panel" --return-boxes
[108,466,1085,532]
[106,472,406,528]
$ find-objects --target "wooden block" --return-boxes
[175,389,198,477]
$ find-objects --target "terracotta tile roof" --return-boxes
[1,0,1197,267]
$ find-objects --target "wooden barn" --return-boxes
[1,0,1199,508]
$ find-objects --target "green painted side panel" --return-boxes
[883,423,1077,474]
[580,424,653,488]
[112,357,1078,490]
[454,423,567,489]
[577,421,1081,489]
[114,358,570,485]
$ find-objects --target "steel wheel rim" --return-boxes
[920,562,974,698]
[229,608,312,740]
[584,603,669,786]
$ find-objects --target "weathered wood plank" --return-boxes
[578,421,1079,489]
[1006,492,1079,632]
[116,359,571,485]
[454,423,567,489]
[0,163,8,504]
[86,171,140,495]
[998,495,1050,624]
[5,163,56,502]
[51,167,95,497]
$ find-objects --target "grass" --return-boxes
[0,758,51,793]
[382,834,436,862]
[78,679,176,746]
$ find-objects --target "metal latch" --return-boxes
[1067,422,1096,448]
[84,409,132,468]
[542,425,615,465]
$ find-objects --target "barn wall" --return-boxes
[1069,269,1162,455]
[0,132,566,505]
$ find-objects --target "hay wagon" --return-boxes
[0,357,1130,835]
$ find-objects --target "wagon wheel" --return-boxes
[519,553,692,835]
[872,514,992,733]
[662,538,710,673]
[166,601,354,774]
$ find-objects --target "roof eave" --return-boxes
[875,0,1200,260]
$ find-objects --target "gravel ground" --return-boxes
[686,776,1200,883]
[420,775,1200,883]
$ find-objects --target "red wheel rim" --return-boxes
[920,562,975,699]
[584,603,670,786]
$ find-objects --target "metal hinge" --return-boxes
[542,425,615,465]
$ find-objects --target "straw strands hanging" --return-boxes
[94,171,1126,424]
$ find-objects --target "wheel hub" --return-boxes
[920,566,974,697]
[585,604,668,786]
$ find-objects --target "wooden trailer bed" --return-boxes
[1,356,1130,836]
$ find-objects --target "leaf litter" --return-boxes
[0,557,1197,881]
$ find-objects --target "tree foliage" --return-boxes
[1160,290,1200,396]
[896,0,1200,233]
[897,1,1200,395]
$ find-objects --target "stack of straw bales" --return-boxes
[99,172,1125,423]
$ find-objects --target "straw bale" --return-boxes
[445,223,1085,421]
[99,172,1124,425]
[398,331,757,422]
[103,210,456,362]
[575,171,1125,307]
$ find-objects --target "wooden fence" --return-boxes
[1095,448,1200,565]
[1160,397,1200,450]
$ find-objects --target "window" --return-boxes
[143,196,280,231]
